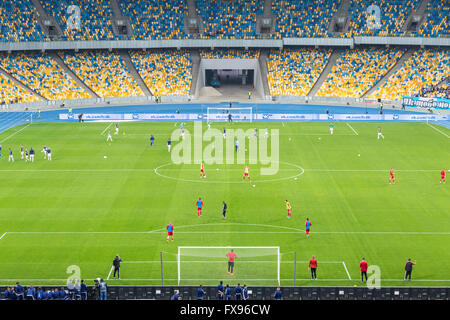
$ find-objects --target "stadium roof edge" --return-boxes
[0,37,448,53]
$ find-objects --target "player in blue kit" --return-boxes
[29,147,35,162]
[20,145,24,159]
[0,144,2,158]
[8,148,14,162]
[24,149,29,162]
[47,147,52,161]
[150,135,154,146]
[305,218,311,238]
[41,145,47,159]
[167,138,171,152]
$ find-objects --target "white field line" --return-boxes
[106,266,114,280]
[0,123,31,143]
[427,123,450,138]
[0,168,442,174]
[100,123,113,136]
[342,261,352,280]
[122,260,343,264]
[346,123,359,136]
[1,278,450,283]
[0,232,7,240]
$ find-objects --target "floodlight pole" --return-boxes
[293,251,297,287]
[160,251,164,287]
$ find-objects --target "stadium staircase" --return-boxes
[49,52,99,99]
[402,0,430,34]
[362,48,415,99]
[0,67,46,102]
[109,0,134,38]
[184,0,204,36]
[256,0,275,36]
[119,51,153,96]
[31,0,63,37]
[328,0,351,34]
[258,50,271,97]
[307,49,342,97]
[189,49,201,97]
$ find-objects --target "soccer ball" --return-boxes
[288,138,291,141]
[104,156,107,159]
[252,185,256,187]
[358,154,360,157]
[204,175,206,178]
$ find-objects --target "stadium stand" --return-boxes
[0,0,45,42]
[118,0,188,40]
[60,51,144,98]
[345,0,421,37]
[200,49,260,59]
[416,0,449,38]
[40,0,117,41]
[0,74,40,104]
[267,48,332,96]
[271,0,341,38]
[316,48,405,98]
[130,50,192,96]
[0,53,90,101]
[196,0,263,39]
[368,49,450,101]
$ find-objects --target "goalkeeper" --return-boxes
[226,249,238,275]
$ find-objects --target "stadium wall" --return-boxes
[0,37,449,53]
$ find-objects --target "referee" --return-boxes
[113,254,123,280]
[222,201,227,219]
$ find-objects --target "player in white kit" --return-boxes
[377,127,384,140]
[107,130,113,142]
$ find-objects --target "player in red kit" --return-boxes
[166,221,174,242]
[441,169,446,183]
[196,197,203,217]
[389,168,395,184]
[360,257,368,283]
[200,162,206,178]
[305,218,311,238]
[309,255,318,280]
[226,249,238,275]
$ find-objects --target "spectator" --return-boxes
[171,289,180,300]
[225,284,231,300]
[54,288,60,300]
[404,258,417,281]
[36,287,44,300]
[243,284,249,300]
[67,280,75,299]
[234,283,243,300]
[60,287,67,300]
[4,287,12,300]
[15,282,24,300]
[360,258,368,283]
[99,278,107,300]
[217,281,224,300]
[41,289,48,300]
[274,287,282,300]
[74,280,81,300]
[80,280,88,300]
[197,285,205,300]
[25,285,35,300]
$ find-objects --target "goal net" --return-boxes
[206,107,253,122]
[177,246,280,286]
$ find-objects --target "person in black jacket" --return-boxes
[222,201,227,219]
[113,254,123,280]
[404,258,416,281]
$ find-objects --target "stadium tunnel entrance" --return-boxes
[196,58,264,100]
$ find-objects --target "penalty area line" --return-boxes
[106,266,114,280]
[342,261,352,280]
[346,123,359,136]
[100,123,113,136]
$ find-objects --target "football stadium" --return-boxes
[0,0,448,306]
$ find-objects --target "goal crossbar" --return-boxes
[177,246,280,286]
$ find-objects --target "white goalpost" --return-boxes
[177,246,280,286]
[206,107,253,122]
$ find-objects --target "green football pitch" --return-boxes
[0,120,448,287]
